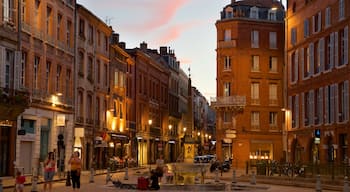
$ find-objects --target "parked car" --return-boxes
[194,155,216,163]
[210,160,230,172]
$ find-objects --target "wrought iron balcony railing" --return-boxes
[210,95,246,108]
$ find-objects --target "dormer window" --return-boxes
[268,9,277,21]
[250,6,259,19]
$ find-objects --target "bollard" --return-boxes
[31,168,39,192]
[124,166,129,180]
[344,176,349,192]
[89,168,94,183]
[232,169,237,184]
[215,167,219,182]
[0,178,3,192]
[66,171,71,186]
[316,174,322,192]
[250,171,256,185]
[106,167,111,184]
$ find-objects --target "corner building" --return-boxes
[286,0,350,164]
[213,0,285,168]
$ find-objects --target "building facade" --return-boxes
[213,0,285,168]
[75,4,112,170]
[16,0,75,175]
[286,0,350,164]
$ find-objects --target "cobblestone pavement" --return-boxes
[2,166,340,192]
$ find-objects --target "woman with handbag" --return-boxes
[69,151,82,191]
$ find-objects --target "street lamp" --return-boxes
[148,119,152,171]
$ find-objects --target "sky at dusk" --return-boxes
[77,0,287,100]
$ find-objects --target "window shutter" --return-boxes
[344,80,349,121]
[300,48,304,80]
[296,95,299,128]
[319,38,325,72]
[295,50,299,81]
[334,83,339,123]
[0,46,5,88]
[301,92,305,127]
[14,51,21,90]
[335,32,339,67]
[325,86,329,124]
[312,16,315,33]
[288,53,292,83]
[330,84,335,124]
[318,12,322,32]
[330,33,334,69]
[309,90,314,125]
[319,87,324,124]
[309,43,314,75]
[345,26,348,65]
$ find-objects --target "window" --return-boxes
[45,61,51,93]
[224,29,231,41]
[104,35,108,51]
[314,88,323,125]
[46,7,52,35]
[251,55,259,71]
[223,112,232,123]
[224,56,231,70]
[66,69,71,98]
[77,91,83,117]
[268,9,276,21]
[251,30,259,48]
[114,70,119,87]
[302,92,311,126]
[3,0,14,23]
[20,51,27,88]
[290,95,299,128]
[104,64,108,86]
[96,60,101,84]
[304,19,310,38]
[79,18,85,38]
[251,112,260,128]
[269,56,277,72]
[67,20,72,47]
[34,56,40,89]
[269,83,277,104]
[312,12,321,33]
[97,30,101,46]
[269,32,277,49]
[325,7,331,28]
[250,6,259,19]
[22,119,35,134]
[339,0,345,20]
[21,0,26,23]
[5,49,13,89]
[251,82,259,104]
[324,85,336,124]
[339,27,348,66]
[57,13,62,40]
[338,81,349,122]
[87,57,93,82]
[95,97,100,122]
[35,0,41,29]
[316,38,325,74]
[78,51,84,75]
[290,51,298,82]
[291,27,297,45]
[56,65,61,92]
[269,112,277,127]
[88,24,93,44]
[223,82,231,96]
[87,94,92,120]
[325,34,334,71]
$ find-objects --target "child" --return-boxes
[15,171,25,192]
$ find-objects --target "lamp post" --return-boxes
[148,119,152,172]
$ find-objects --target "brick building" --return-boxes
[213,0,285,168]
[286,0,350,164]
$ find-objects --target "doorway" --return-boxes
[20,141,33,174]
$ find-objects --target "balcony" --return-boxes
[218,40,236,49]
[210,96,246,111]
[0,88,30,120]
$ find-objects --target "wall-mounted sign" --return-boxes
[18,129,26,135]
[56,114,66,126]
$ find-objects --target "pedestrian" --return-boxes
[155,154,164,183]
[69,151,82,191]
[43,152,56,192]
[15,170,25,192]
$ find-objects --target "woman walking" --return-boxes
[43,152,55,192]
[69,151,82,191]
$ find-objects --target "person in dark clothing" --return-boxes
[150,170,160,190]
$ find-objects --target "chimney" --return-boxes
[111,33,119,45]
[140,42,147,50]
[160,46,167,55]
[118,42,126,49]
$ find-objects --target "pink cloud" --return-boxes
[178,58,192,65]
[154,20,202,45]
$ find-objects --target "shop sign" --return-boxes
[56,114,65,126]
[18,129,26,135]
[226,129,237,139]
